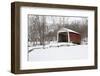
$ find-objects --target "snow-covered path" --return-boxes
[28,45,88,61]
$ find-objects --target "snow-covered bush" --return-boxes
[81,37,88,45]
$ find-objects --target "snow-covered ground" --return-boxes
[28,44,88,61]
[28,42,77,52]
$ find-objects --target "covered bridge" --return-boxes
[57,28,81,44]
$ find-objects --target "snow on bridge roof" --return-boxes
[58,28,80,34]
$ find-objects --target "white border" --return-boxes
[20,6,95,70]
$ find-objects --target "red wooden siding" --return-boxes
[69,32,81,44]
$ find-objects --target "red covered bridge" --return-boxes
[57,28,81,44]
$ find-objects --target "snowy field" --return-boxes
[28,44,88,61]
